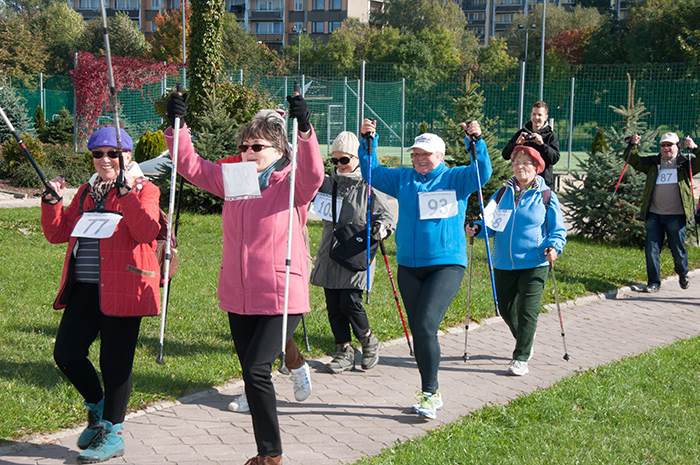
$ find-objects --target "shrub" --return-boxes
[41,107,74,145]
[42,144,93,187]
[2,133,44,170]
[134,130,167,163]
[34,106,46,136]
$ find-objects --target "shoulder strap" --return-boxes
[78,186,90,215]
[495,186,506,205]
[331,179,338,228]
[543,188,551,211]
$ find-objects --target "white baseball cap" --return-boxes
[659,132,679,145]
[408,133,446,154]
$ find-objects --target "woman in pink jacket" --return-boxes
[41,127,161,464]
[165,92,324,465]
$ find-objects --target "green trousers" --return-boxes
[494,266,549,361]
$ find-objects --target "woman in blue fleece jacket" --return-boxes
[359,119,492,420]
[467,145,566,377]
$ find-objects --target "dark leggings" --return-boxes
[324,288,370,344]
[228,312,301,457]
[53,282,142,425]
[397,264,465,394]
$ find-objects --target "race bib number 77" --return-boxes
[71,212,122,239]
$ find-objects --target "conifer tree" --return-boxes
[562,75,657,247]
[41,108,74,145]
[33,106,46,137]
[441,74,510,219]
[0,85,30,144]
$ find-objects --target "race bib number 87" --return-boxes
[656,169,678,185]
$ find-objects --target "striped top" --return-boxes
[74,238,100,283]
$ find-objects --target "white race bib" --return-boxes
[656,169,678,185]
[71,212,122,239]
[419,191,458,220]
[483,199,512,232]
[311,192,343,222]
[222,162,262,201]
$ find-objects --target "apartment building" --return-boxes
[462,0,635,46]
[68,0,183,34]
[228,0,384,52]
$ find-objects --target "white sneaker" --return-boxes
[507,360,529,376]
[290,362,312,402]
[228,394,250,413]
[410,391,443,419]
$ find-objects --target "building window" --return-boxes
[329,21,341,32]
[78,0,99,9]
[256,22,282,34]
[294,0,303,10]
[256,0,282,11]
[497,0,522,5]
[151,0,163,9]
[313,0,324,10]
[292,21,304,33]
[496,13,514,23]
[115,0,139,10]
[311,21,324,33]
[329,0,340,9]
[466,12,485,21]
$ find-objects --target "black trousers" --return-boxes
[323,288,370,345]
[228,312,301,457]
[53,282,142,425]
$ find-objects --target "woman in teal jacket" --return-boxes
[467,145,566,377]
[359,119,492,420]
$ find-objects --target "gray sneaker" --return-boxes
[325,344,355,373]
[360,332,380,370]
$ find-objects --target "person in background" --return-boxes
[467,145,567,377]
[164,91,324,465]
[359,119,492,420]
[41,127,161,464]
[627,133,700,293]
[310,131,394,374]
[502,101,560,190]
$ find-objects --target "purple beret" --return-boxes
[87,127,133,151]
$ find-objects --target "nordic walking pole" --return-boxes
[281,82,301,368]
[364,129,374,305]
[467,126,499,317]
[462,236,474,362]
[603,136,635,220]
[547,249,570,361]
[379,240,413,356]
[98,0,125,190]
[685,136,699,246]
[156,83,183,365]
[0,104,59,200]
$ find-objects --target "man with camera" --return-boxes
[502,101,560,189]
[627,133,700,293]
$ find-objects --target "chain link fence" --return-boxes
[4,62,700,170]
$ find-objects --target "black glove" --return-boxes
[287,94,311,132]
[166,92,188,127]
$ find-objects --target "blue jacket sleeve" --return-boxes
[358,134,400,198]
[545,192,567,254]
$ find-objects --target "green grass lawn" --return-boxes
[1,207,700,443]
[352,336,700,464]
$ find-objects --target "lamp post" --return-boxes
[292,25,306,76]
[518,23,536,63]
[539,0,547,101]
[518,23,536,128]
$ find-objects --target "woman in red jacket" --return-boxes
[41,127,161,464]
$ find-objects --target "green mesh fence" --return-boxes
[5,61,700,171]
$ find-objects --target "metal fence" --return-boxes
[5,61,700,170]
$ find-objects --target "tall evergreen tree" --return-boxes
[441,74,510,219]
[0,85,30,143]
[562,76,657,247]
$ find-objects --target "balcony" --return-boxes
[249,9,283,20]
[255,33,283,43]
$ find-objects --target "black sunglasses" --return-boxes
[331,156,355,165]
[91,150,121,159]
[238,144,274,153]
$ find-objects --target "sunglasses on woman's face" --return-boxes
[238,144,274,153]
[331,156,355,165]
[91,150,120,159]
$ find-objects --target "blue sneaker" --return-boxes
[77,398,104,450]
[410,391,443,419]
[77,420,124,464]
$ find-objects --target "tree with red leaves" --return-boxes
[70,51,179,138]
[546,27,594,66]
[147,5,190,64]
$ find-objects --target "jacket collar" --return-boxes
[416,161,448,181]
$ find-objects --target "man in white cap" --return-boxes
[627,132,700,292]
